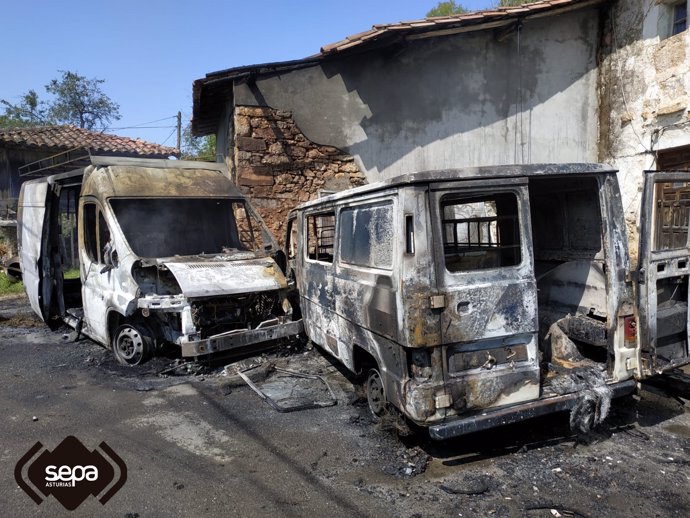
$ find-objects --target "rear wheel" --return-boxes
[112,323,153,366]
[365,368,388,420]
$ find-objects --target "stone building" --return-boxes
[192,0,689,253]
[599,0,690,257]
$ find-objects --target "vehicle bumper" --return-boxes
[180,319,304,357]
[428,379,637,440]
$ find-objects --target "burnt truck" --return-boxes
[285,164,690,439]
[18,156,301,365]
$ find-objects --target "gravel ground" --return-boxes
[1,293,689,517]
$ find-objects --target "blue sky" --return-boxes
[1,1,494,146]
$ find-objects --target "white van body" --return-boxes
[18,157,301,364]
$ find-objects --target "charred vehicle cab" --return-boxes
[286,164,690,439]
[18,156,301,365]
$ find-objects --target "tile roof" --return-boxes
[320,0,599,55]
[0,125,179,158]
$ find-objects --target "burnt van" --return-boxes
[18,156,301,365]
[285,164,690,439]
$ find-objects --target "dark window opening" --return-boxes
[405,214,415,255]
[441,193,521,272]
[306,212,335,263]
[339,202,393,269]
[110,198,254,258]
[673,3,687,35]
[82,203,98,263]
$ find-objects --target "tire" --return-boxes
[365,368,388,420]
[111,323,153,366]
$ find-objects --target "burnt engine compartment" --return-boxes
[190,291,279,338]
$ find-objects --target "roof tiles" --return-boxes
[319,0,592,55]
[0,125,178,157]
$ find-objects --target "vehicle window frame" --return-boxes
[337,200,395,271]
[305,211,336,264]
[439,191,524,273]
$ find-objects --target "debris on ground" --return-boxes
[383,446,431,478]
[236,364,338,413]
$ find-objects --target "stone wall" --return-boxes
[233,106,367,243]
[598,0,690,264]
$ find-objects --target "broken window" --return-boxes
[59,187,79,272]
[306,212,335,263]
[339,202,393,269]
[109,198,249,258]
[653,181,690,251]
[441,193,521,272]
[82,203,98,263]
[98,211,111,263]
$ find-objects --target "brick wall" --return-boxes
[234,106,367,243]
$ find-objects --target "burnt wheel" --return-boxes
[112,324,153,366]
[365,368,388,420]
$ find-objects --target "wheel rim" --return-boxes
[115,326,144,364]
[366,369,386,417]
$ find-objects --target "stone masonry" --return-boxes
[234,106,367,244]
[598,0,690,264]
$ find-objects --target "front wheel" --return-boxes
[365,368,388,420]
[112,324,153,366]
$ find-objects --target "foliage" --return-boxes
[427,1,466,17]
[1,71,121,130]
[498,0,535,6]
[180,123,216,161]
[0,273,24,296]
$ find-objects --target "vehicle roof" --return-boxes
[81,163,241,199]
[293,163,617,211]
[22,156,243,199]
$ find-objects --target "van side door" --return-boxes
[333,197,398,362]
[300,210,338,353]
[17,180,54,323]
[638,171,690,373]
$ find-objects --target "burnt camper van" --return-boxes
[18,156,301,365]
[285,164,690,439]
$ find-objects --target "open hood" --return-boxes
[164,259,286,298]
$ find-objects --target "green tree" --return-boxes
[498,0,535,6]
[427,1,466,17]
[1,71,121,130]
[180,123,216,161]
[0,90,47,127]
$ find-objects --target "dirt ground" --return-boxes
[1,293,689,518]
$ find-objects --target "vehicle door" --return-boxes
[300,209,338,355]
[79,199,117,344]
[638,171,690,373]
[17,180,55,323]
[333,196,399,352]
[429,178,540,406]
